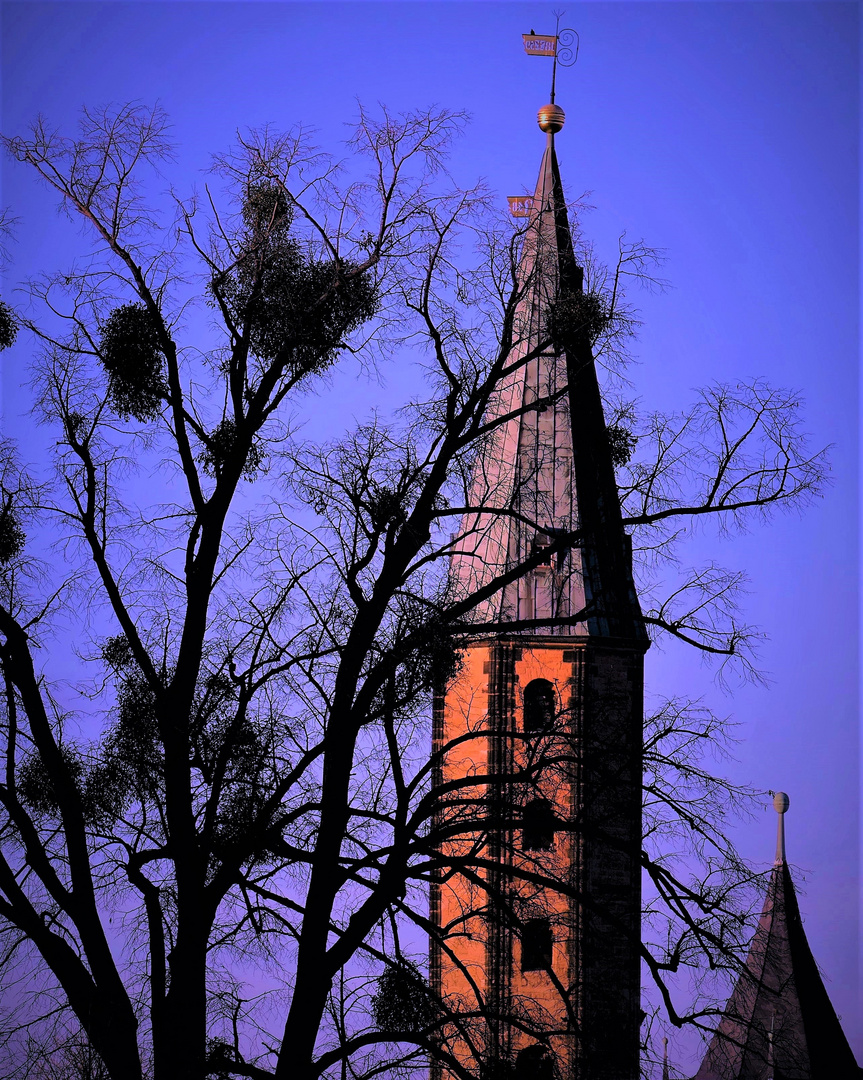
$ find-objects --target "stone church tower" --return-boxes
[430,96,648,1080]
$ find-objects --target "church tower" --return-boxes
[430,57,649,1080]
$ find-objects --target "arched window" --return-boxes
[523,679,555,733]
[515,1045,554,1080]
[522,799,555,851]
[521,918,553,971]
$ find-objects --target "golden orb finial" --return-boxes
[538,103,565,134]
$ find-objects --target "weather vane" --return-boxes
[522,10,579,105]
[508,13,580,218]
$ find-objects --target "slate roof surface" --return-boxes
[694,852,861,1079]
[448,130,645,644]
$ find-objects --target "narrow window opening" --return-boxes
[523,679,555,733]
[522,799,555,851]
[521,918,553,971]
[530,537,553,566]
[531,528,567,570]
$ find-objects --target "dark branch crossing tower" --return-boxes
[431,28,648,1080]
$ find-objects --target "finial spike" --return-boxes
[662,1037,669,1080]
[550,12,562,103]
[773,791,789,863]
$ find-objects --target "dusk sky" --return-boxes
[1,1,858,1071]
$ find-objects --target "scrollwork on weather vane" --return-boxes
[554,26,580,69]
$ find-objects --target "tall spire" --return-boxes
[432,55,649,1079]
[449,94,646,643]
[694,794,862,1079]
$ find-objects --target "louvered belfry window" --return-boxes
[523,679,555,733]
[522,799,555,851]
[521,919,553,971]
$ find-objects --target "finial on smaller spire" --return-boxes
[662,1037,670,1080]
[772,791,789,863]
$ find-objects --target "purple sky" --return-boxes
[1,1,858,1071]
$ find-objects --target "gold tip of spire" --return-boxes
[538,103,565,134]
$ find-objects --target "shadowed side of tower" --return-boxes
[430,97,648,1080]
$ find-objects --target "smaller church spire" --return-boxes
[693,792,862,1079]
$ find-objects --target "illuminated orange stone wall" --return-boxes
[431,636,644,1080]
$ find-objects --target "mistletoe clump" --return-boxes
[546,289,609,352]
[99,302,167,421]
[242,180,292,236]
[0,505,24,564]
[99,670,163,798]
[199,418,264,480]
[217,185,378,379]
[371,962,437,1035]
[101,634,136,670]
[205,1038,237,1079]
[18,744,86,817]
[392,596,463,695]
[411,614,463,693]
[366,484,407,532]
[0,300,17,351]
[18,741,128,825]
[606,423,638,467]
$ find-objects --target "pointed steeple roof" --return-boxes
[449,110,646,644]
[694,794,862,1079]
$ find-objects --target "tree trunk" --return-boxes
[158,931,209,1080]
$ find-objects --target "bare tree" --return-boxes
[1,1022,111,1080]
[0,103,825,1080]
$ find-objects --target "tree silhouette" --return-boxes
[0,104,826,1080]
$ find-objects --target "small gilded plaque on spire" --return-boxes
[523,33,557,57]
[507,195,533,218]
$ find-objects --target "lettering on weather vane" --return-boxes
[509,13,580,217]
[522,33,558,57]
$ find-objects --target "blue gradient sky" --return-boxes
[1,1,859,1070]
